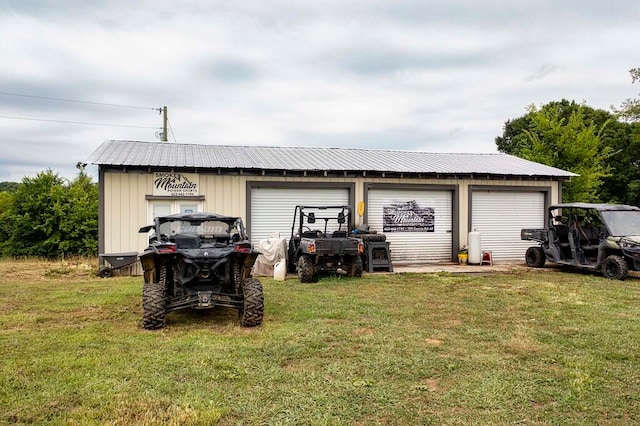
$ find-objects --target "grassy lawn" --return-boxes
[1,259,639,425]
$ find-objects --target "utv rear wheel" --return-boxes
[601,255,628,280]
[142,263,168,330]
[240,278,264,327]
[347,256,363,277]
[525,246,546,268]
[298,255,316,283]
[142,282,167,329]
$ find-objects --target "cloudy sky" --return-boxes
[1,0,638,182]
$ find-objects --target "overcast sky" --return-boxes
[1,0,638,182]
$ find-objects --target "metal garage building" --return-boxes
[88,140,575,266]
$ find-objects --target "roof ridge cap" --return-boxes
[107,140,504,155]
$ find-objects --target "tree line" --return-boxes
[0,170,98,257]
[496,69,640,205]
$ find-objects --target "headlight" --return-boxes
[619,238,640,250]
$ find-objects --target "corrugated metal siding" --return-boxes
[103,172,151,255]
[200,175,246,218]
[471,191,545,261]
[88,140,576,178]
[249,187,349,245]
[368,189,453,263]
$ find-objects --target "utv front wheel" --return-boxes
[347,256,363,277]
[298,255,316,283]
[142,282,167,330]
[525,246,546,268]
[240,278,264,327]
[601,255,628,280]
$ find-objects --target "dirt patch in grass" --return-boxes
[0,258,99,282]
[353,327,375,336]
[417,378,440,392]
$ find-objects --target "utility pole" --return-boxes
[161,106,168,142]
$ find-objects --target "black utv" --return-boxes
[288,205,364,283]
[521,203,640,280]
[138,212,264,329]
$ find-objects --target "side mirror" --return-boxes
[337,212,346,224]
[307,212,316,224]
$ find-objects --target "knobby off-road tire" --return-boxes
[358,233,386,243]
[601,255,628,280]
[142,263,168,330]
[240,278,264,327]
[142,282,167,329]
[298,255,317,283]
[525,246,546,268]
[347,256,363,277]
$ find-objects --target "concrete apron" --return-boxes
[389,261,526,274]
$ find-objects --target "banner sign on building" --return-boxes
[383,200,435,232]
[153,172,199,197]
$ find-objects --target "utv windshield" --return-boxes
[297,207,351,235]
[159,219,242,237]
[600,210,640,236]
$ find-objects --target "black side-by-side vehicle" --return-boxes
[521,203,640,280]
[288,206,364,282]
[138,212,264,329]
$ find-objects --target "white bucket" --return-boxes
[273,259,287,281]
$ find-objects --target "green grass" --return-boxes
[1,260,639,425]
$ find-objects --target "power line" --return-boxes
[0,91,157,111]
[167,118,177,142]
[0,114,159,129]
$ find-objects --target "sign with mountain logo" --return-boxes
[153,172,199,197]
[383,200,435,232]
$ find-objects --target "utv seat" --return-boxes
[577,226,602,252]
[579,226,601,245]
[553,224,570,248]
[332,231,348,238]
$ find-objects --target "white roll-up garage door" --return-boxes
[368,189,453,263]
[471,190,545,261]
[250,186,350,245]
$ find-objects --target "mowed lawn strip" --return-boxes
[0,259,639,425]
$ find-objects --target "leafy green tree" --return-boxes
[498,102,613,202]
[8,170,67,256]
[614,68,640,122]
[496,100,613,157]
[0,191,15,256]
[2,170,98,257]
[0,182,20,192]
[59,171,98,256]
[599,121,640,206]
[494,114,533,155]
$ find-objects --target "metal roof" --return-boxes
[87,140,577,178]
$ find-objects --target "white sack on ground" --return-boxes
[252,238,287,276]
